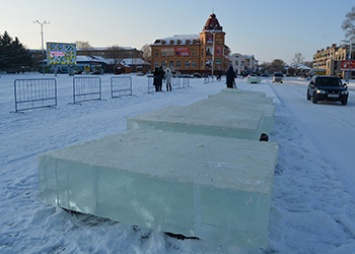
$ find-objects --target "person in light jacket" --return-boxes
[164,68,173,91]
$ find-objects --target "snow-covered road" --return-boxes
[270,78,355,199]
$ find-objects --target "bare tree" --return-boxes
[291,53,305,67]
[75,41,93,50]
[141,44,151,61]
[75,41,93,56]
[269,59,286,73]
[342,6,355,43]
[106,45,123,64]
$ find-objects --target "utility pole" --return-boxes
[33,20,50,75]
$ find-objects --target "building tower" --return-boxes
[200,13,229,75]
[150,13,230,75]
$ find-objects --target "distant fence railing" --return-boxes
[147,76,191,93]
[110,76,134,98]
[72,77,101,104]
[147,76,155,94]
[173,77,191,89]
[13,78,57,112]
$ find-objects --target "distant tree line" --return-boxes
[0,31,32,73]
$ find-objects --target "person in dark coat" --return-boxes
[225,66,237,89]
[153,67,160,91]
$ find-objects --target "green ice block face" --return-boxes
[38,129,278,248]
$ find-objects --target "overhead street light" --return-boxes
[33,20,50,75]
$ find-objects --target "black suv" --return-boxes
[307,75,349,105]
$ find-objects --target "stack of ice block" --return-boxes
[127,104,264,140]
[38,89,279,248]
[39,129,278,248]
[128,89,275,138]
[202,92,275,135]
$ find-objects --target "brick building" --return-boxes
[313,43,354,78]
[150,13,231,75]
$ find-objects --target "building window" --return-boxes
[162,61,167,68]
[185,61,190,68]
[154,62,159,67]
[192,61,196,68]
[154,50,159,57]
[176,61,181,67]
[169,61,174,68]
[192,50,196,57]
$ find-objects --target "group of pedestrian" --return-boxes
[153,67,173,92]
[153,65,237,91]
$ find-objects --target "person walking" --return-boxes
[164,68,173,91]
[225,66,237,89]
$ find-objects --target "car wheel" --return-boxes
[307,90,311,100]
[312,95,318,104]
[341,99,348,106]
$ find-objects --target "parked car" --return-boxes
[306,75,349,105]
[246,74,261,84]
[272,72,284,83]
[192,73,202,78]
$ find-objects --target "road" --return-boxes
[270,78,355,198]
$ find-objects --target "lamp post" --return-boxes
[211,29,217,80]
[33,20,50,75]
[347,42,353,83]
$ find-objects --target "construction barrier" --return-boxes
[13,78,57,112]
[110,76,134,98]
[72,77,102,104]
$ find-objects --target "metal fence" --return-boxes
[72,77,102,104]
[147,76,191,93]
[147,76,155,94]
[13,78,57,112]
[110,76,134,98]
[173,77,191,89]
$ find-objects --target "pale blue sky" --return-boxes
[1,0,354,64]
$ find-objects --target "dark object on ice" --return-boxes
[260,133,269,142]
[165,232,200,241]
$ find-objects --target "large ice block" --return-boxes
[203,92,275,135]
[127,103,265,141]
[219,88,267,97]
[38,129,279,248]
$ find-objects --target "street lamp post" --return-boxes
[211,29,216,81]
[347,42,353,83]
[34,20,50,75]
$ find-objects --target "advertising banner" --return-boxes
[341,60,355,71]
[161,48,175,57]
[215,46,222,56]
[47,42,76,65]
[175,47,189,57]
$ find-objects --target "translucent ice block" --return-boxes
[219,88,267,97]
[127,103,265,141]
[203,92,275,135]
[38,129,278,248]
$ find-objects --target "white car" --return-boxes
[272,72,284,83]
[246,74,261,84]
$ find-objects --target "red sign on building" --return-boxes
[341,60,355,71]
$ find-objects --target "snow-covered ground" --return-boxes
[1,73,355,254]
